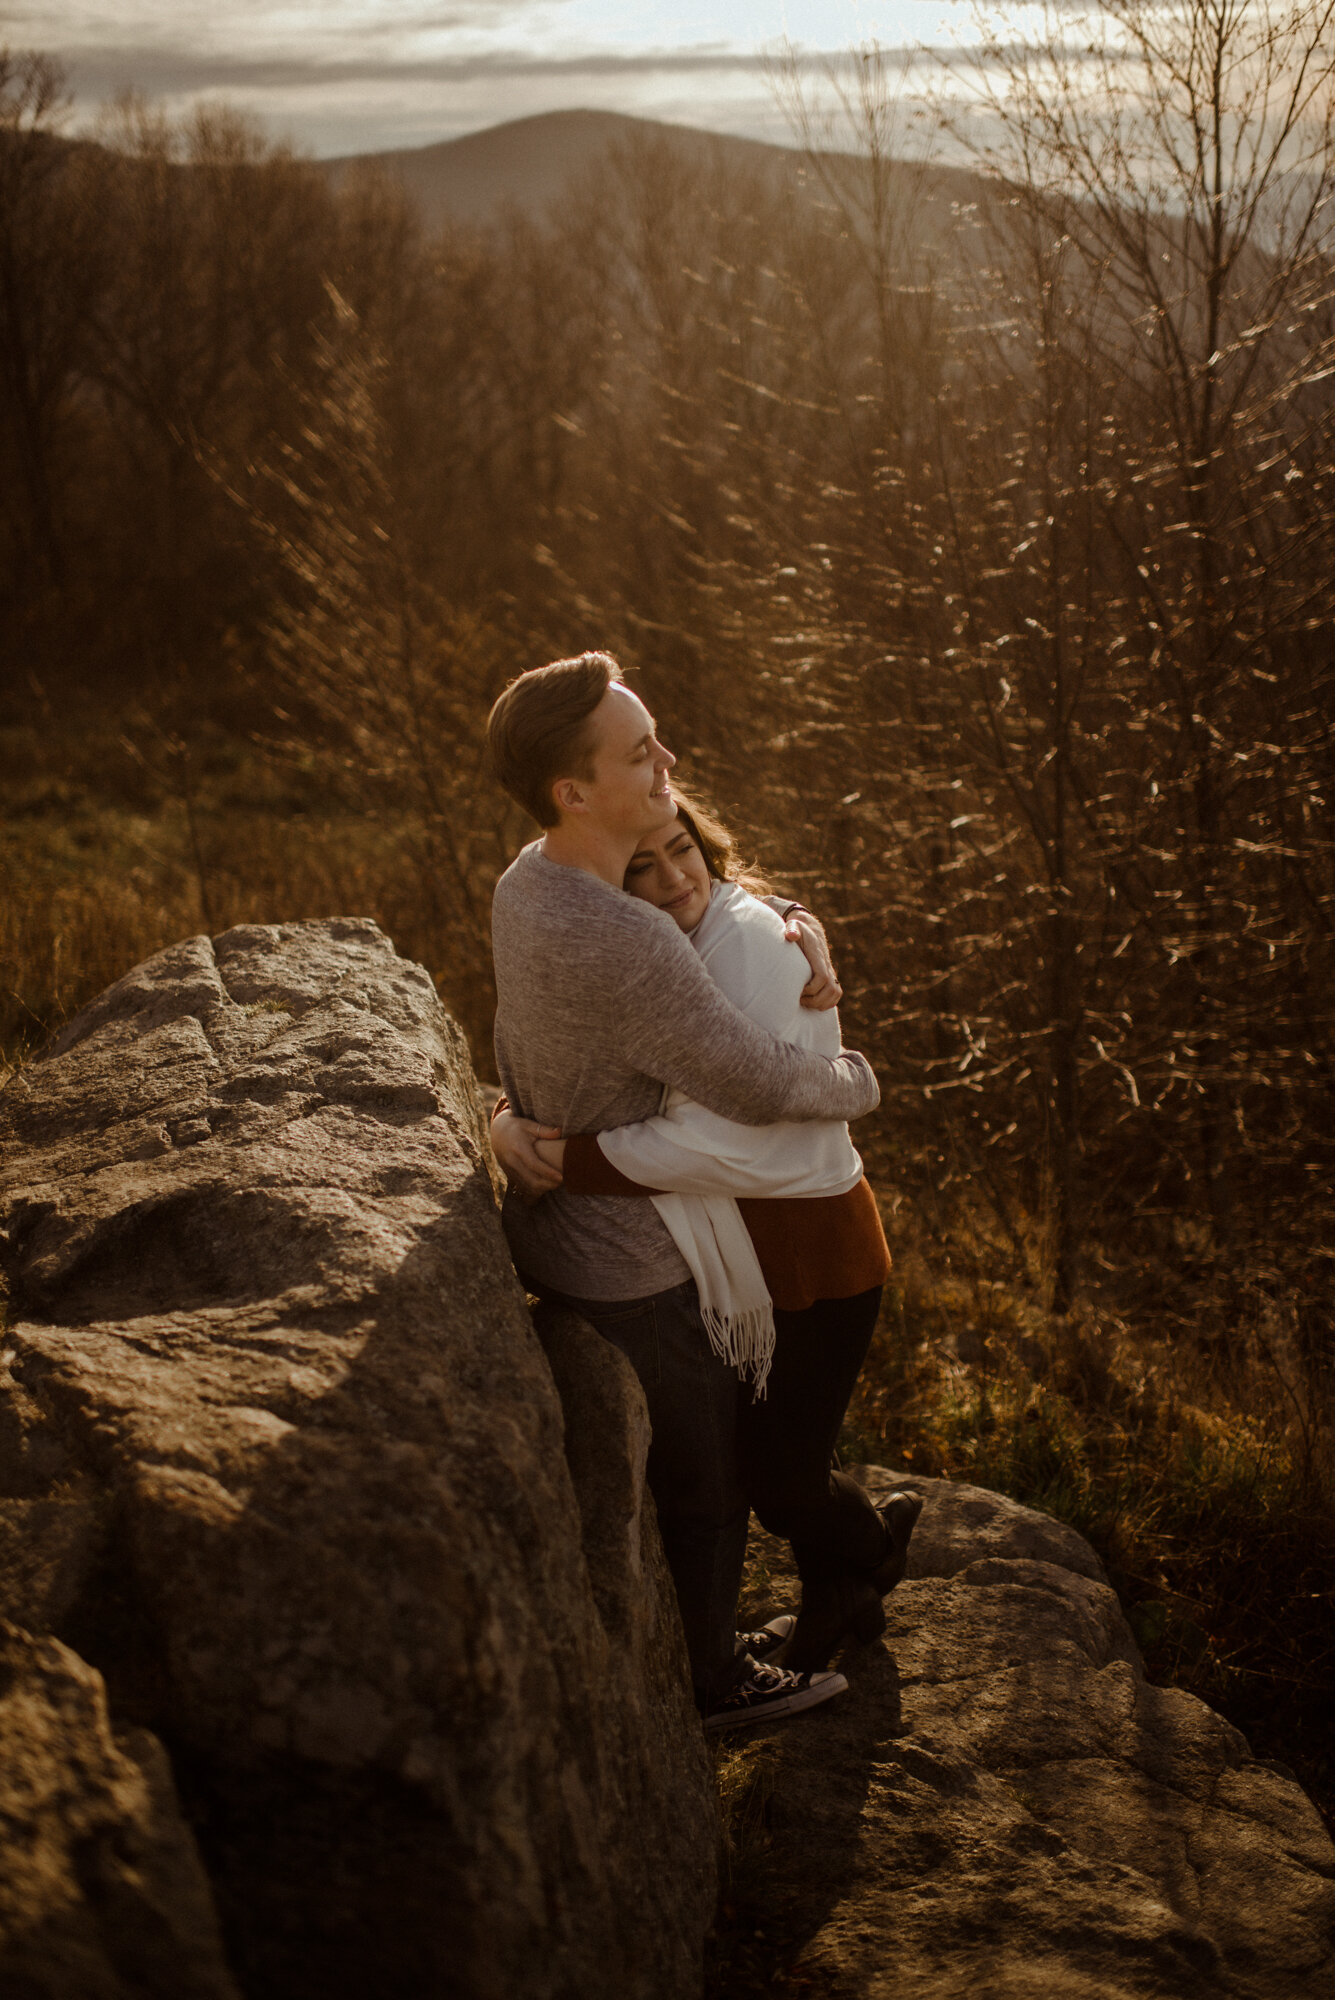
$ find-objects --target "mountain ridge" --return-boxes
[316,107,815,228]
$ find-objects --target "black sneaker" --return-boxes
[735,1614,796,1661]
[704,1661,848,1733]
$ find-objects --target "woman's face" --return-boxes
[623,816,713,932]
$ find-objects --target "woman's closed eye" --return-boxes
[627,837,693,875]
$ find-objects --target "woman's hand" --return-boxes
[490,1108,565,1200]
[786,912,843,1011]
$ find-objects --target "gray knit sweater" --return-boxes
[492,842,879,1300]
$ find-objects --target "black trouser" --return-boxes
[532,1276,749,1709]
[737,1285,886,1584]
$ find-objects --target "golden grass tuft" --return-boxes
[839,1202,1335,1825]
[0,743,497,1069]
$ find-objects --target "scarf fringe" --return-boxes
[700,1301,775,1400]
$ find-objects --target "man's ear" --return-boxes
[551,775,589,816]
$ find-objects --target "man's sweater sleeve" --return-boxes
[616,923,879,1127]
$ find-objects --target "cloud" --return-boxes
[2,0,522,21]
[50,44,813,96]
[44,35,1101,105]
[1,0,541,65]
[9,2,1088,157]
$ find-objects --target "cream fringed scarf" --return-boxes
[598,881,864,1395]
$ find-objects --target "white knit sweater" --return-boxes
[599,881,865,1390]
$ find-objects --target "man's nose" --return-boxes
[653,737,676,771]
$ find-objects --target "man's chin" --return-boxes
[647,793,678,825]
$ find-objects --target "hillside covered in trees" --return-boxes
[2,10,1333,1821]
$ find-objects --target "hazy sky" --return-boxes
[8,0,974,155]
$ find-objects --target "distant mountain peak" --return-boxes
[317,108,803,228]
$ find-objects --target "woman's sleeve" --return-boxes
[596,1110,860,1199]
[563,1133,662,1196]
[567,1117,857,1201]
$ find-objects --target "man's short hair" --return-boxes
[488,651,623,827]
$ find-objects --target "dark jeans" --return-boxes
[738,1286,886,1585]
[533,1276,749,1709]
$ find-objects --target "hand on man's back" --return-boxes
[785,914,843,1011]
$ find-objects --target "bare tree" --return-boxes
[0,52,108,589]
[952,0,1335,1272]
[602,12,1335,1312]
[215,285,521,1044]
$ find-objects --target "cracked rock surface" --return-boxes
[0,919,715,2000]
[733,1467,1335,2000]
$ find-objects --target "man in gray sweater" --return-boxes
[488,651,880,1729]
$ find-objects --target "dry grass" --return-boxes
[0,723,498,1068]
[838,1202,1335,1827]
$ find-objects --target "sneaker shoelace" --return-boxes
[726,1663,803,1705]
[737,1627,784,1655]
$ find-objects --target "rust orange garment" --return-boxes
[561,1132,890,1313]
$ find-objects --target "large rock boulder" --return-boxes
[727,1466,1335,1999]
[0,1621,241,2000]
[0,919,716,2000]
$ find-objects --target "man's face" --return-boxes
[560,685,678,842]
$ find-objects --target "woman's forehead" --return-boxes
[632,819,695,859]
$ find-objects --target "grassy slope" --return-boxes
[0,717,495,1076]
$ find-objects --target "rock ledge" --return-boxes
[728,1465,1335,2000]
